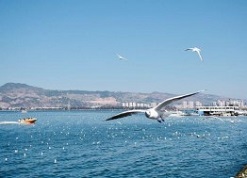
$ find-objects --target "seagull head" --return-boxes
[145,109,159,119]
[145,110,151,118]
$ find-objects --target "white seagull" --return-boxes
[106,90,202,123]
[185,47,203,61]
[116,53,128,60]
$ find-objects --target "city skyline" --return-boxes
[1,82,246,111]
[0,1,247,99]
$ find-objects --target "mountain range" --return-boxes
[0,83,241,110]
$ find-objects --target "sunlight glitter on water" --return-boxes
[0,111,246,178]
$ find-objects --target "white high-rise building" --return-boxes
[188,101,194,108]
[195,101,202,107]
[182,101,188,109]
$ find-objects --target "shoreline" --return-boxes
[235,165,247,178]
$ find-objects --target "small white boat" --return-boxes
[21,110,27,113]
[167,110,186,117]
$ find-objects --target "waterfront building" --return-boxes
[188,101,194,109]
[182,101,188,109]
[195,101,202,107]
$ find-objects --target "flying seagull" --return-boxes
[106,90,202,123]
[185,47,203,61]
[116,53,128,60]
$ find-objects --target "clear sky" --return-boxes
[0,0,246,99]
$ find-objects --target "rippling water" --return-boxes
[0,110,247,177]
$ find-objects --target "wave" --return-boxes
[0,121,19,125]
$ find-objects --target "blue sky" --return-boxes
[0,0,246,99]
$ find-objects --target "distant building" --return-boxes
[182,101,188,109]
[121,99,246,110]
[195,101,202,107]
[188,101,194,109]
[150,102,157,107]
[214,99,246,108]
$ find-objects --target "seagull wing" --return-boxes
[116,53,127,60]
[116,53,121,59]
[196,51,203,61]
[106,109,146,121]
[154,90,202,111]
[185,48,193,51]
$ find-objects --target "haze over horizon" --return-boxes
[0,1,246,99]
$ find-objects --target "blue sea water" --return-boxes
[0,110,247,178]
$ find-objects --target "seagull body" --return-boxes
[185,47,203,61]
[106,90,202,123]
[116,53,127,60]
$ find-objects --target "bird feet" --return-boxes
[157,118,165,123]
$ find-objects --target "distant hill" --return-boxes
[0,83,240,110]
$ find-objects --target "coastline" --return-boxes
[235,165,247,178]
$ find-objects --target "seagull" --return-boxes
[106,90,202,123]
[185,47,203,61]
[116,53,128,60]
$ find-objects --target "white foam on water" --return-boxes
[0,121,19,125]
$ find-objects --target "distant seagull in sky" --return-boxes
[185,47,203,61]
[116,53,128,60]
[106,90,202,123]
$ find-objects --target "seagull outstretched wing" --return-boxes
[106,109,146,121]
[106,90,203,122]
[185,48,193,51]
[116,53,127,60]
[185,47,203,61]
[154,91,202,111]
[196,51,203,61]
